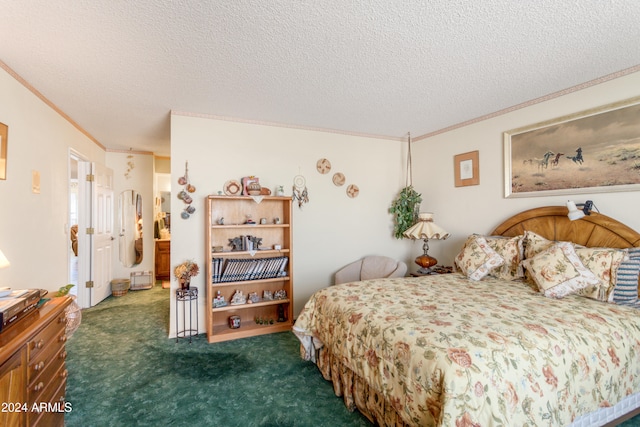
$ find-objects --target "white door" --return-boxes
[77,162,114,308]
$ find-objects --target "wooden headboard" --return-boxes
[491,206,640,249]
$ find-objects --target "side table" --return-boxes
[176,288,198,343]
[410,265,454,276]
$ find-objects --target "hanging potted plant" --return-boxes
[390,186,422,239]
[390,133,422,238]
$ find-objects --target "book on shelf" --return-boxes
[212,256,289,283]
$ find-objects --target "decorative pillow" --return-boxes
[455,234,505,281]
[521,241,600,298]
[485,235,525,281]
[611,247,640,307]
[523,230,554,259]
[574,247,627,302]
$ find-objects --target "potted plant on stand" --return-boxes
[174,260,199,289]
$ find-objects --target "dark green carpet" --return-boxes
[64,284,371,427]
[64,284,640,427]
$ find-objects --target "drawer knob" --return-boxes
[33,361,45,371]
[59,351,68,360]
[60,369,68,379]
[59,335,67,343]
[35,339,44,349]
[33,382,44,392]
[58,315,67,324]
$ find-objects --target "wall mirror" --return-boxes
[119,190,143,267]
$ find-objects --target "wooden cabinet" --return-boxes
[155,240,171,281]
[205,195,293,343]
[0,297,71,427]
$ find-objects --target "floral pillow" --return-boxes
[521,241,600,298]
[523,230,554,259]
[455,234,505,281]
[574,246,627,302]
[485,235,525,281]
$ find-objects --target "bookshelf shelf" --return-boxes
[212,298,291,312]
[205,195,293,343]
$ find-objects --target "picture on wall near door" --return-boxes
[504,96,640,198]
[0,122,7,180]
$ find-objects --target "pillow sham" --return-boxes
[485,235,525,281]
[455,234,505,281]
[611,247,640,307]
[574,246,627,302]
[521,241,600,298]
[523,230,554,259]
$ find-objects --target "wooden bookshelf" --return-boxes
[205,195,293,343]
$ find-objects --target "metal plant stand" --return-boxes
[176,288,198,343]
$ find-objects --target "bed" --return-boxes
[293,206,640,426]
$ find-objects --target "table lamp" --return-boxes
[403,212,450,274]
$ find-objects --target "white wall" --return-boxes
[169,115,414,337]
[106,151,155,280]
[413,71,640,265]
[0,66,106,292]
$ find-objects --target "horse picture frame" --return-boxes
[503,95,640,198]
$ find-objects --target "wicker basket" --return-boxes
[111,279,130,297]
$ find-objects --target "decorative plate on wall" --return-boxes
[346,184,359,198]
[316,158,331,174]
[224,180,241,196]
[332,172,345,186]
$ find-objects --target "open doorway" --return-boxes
[155,172,171,289]
[68,150,83,297]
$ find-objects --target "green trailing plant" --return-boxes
[390,186,422,239]
[54,284,75,297]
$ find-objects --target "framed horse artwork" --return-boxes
[503,95,640,198]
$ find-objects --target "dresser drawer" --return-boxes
[29,347,67,405]
[27,312,66,362]
[29,374,67,427]
[28,328,66,384]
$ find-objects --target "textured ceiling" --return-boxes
[1,1,640,157]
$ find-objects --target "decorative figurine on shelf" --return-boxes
[245,215,256,224]
[275,185,285,196]
[274,289,287,300]
[249,236,262,250]
[229,237,243,251]
[217,217,224,225]
[247,292,260,303]
[230,289,247,305]
[228,315,241,329]
[263,290,273,301]
[213,290,228,308]
[277,304,287,322]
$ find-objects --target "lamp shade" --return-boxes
[403,213,450,240]
[0,249,10,269]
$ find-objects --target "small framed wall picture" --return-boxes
[454,150,479,187]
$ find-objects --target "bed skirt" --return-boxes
[306,344,410,427]
[304,343,640,427]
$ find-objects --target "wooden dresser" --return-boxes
[155,239,171,281]
[0,296,71,427]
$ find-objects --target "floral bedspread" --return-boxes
[293,273,640,426]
